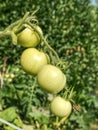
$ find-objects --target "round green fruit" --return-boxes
[50,96,72,117]
[37,65,66,94]
[20,48,49,75]
[17,25,42,47]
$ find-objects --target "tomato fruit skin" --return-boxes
[50,96,72,117]
[20,48,49,75]
[37,65,66,94]
[17,25,42,47]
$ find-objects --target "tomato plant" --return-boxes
[37,64,66,94]
[0,0,98,130]
[20,48,49,75]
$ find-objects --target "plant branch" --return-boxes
[16,12,30,29]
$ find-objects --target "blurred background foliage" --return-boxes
[0,0,98,130]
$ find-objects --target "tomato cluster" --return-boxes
[18,25,72,118]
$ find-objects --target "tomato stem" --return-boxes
[42,37,60,62]
[58,116,68,126]
[0,30,11,38]
[10,31,17,45]
[54,115,68,127]
[31,8,40,16]
[17,12,30,29]
[26,77,36,117]
[0,11,35,44]
[14,25,26,34]
[5,20,21,31]
[25,21,60,63]
[68,87,74,99]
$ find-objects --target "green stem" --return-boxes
[17,12,30,29]
[15,25,26,34]
[10,31,17,45]
[5,12,29,33]
[0,12,30,42]
[26,77,36,117]
[56,116,59,123]
[43,37,60,62]
[58,115,68,126]
[31,8,40,16]
[0,30,11,38]
[5,20,21,31]
[25,22,60,62]
[68,87,74,99]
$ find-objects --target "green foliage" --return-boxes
[0,0,98,129]
[0,107,17,122]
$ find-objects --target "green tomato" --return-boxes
[20,48,49,75]
[50,96,72,117]
[37,65,66,94]
[17,25,42,47]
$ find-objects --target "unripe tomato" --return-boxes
[37,65,66,94]
[20,48,49,75]
[17,25,42,47]
[50,96,72,117]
